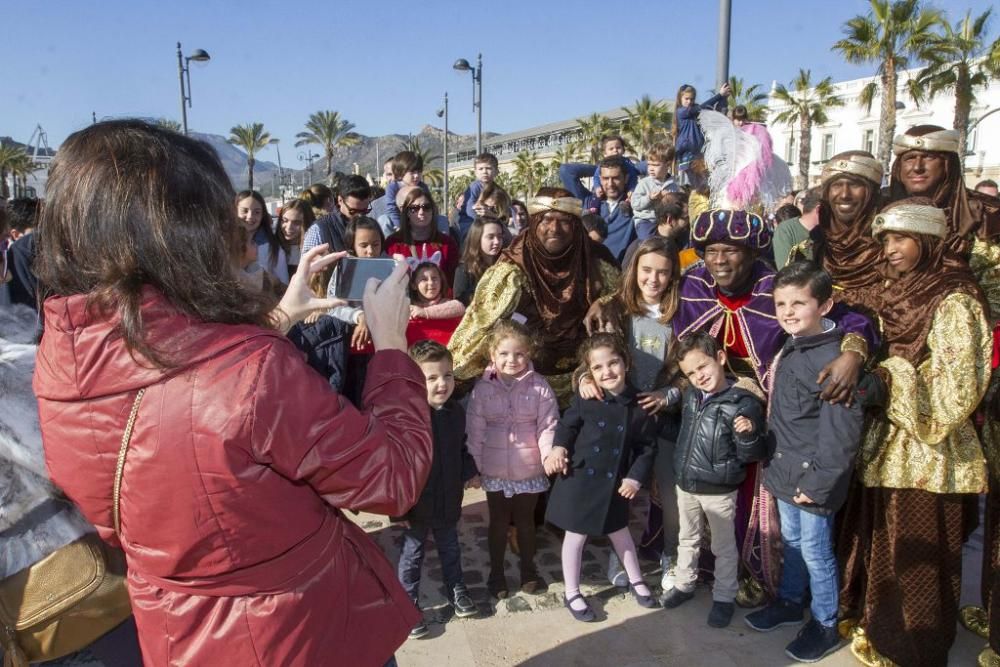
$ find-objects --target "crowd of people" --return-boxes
[1,86,1000,667]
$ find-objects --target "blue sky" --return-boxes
[6,0,995,166]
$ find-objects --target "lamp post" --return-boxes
[437,92,449,212]
[176,42,211,135]
[298,151,319,184]
[716,0,731,90]
[272,138,285,203]
[453,54,482,154]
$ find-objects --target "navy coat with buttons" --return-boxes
[545,385,659,536]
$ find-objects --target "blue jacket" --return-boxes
[456,180,485,241]
[674,92,728,158]
[559,162,654,262]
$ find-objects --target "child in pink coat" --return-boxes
[466,319,560,600]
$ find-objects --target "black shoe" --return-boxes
[744,598,805,632]
[629,581,659,609]
[564,593,596,622]
[707,601,735,628]
[660,587,695,609]
[451,584,478,618]
[408,619,429,639]
[784,619,841,663]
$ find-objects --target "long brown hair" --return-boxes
[398,187,442,244]
[459,215,505,280]
[36,120,274,368]
[276,198,315,252]
[618,237,680,323]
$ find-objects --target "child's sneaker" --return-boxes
[408,618,429,639]
[707,601,735,628]
[784,619,840,663]
[659,554,676,591]
[660,587,695,608]
[745,598,805,632]
[451,584,478,618]
[607,552,629,588]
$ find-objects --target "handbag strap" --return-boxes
[112,389,145,537]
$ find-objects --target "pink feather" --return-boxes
[726,123,774,207]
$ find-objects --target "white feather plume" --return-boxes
[759,154,794,213]
[698,109,762,209]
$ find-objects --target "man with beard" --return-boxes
[668,209,879,605]
[890,127,1000,667]
[561,155,645,263]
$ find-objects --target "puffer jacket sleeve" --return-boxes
[534,378,560,459]
[733,394,767,463]
[249,343,433,516]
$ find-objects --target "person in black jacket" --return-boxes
[544,333,660,622]
[396,341,480,639]
[658,331,766,629]
[745,262,865,663]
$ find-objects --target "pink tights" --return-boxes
[562,527,650,611]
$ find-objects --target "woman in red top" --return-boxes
[33,120,431,667]
[386,186,460,282]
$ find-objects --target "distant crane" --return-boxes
[26,124,53,167]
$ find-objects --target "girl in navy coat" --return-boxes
[544,333,660,622]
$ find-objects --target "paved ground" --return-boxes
[31,490,988,666]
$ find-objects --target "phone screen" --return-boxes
[332,257,397,302]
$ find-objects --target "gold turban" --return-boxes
[821,154,883,186]
[871,204,947,239]
[892,129,960,156]
[526,196,583,218]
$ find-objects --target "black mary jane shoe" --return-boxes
[564,593,597,622]
[629,582,659,609]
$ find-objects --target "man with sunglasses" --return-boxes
[302,175,373,254]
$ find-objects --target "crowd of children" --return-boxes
[222,96,1000,666]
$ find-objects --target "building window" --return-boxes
[862,129,875,154]
[821,134,835,162]
[786,135,796,164]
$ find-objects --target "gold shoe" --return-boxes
[979,647,1000,667]
[735,576,767,608]
[838,617,860,641]
[961,605,990,639]
[849,626,900,667]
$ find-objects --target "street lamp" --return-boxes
[271,138,285,203]
[298,151,320,184]
[453,54,482,154]
[436,92,449,212]
[176,42,211,135]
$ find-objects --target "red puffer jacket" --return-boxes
[33,288,432,667]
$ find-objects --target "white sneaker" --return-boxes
[607,552,628,588]
[660,554,676,591]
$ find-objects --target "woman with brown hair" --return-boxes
[276,198,315,276]
[449,187,620,402]
[33,120,430,667]
[385,185,460,282]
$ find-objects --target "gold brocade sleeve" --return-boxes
[447,262,526,381]
[597,260,622,298]
[859,293,990,493]
[688,191,710,224]
[880,293,991,446]
[971,238,1000,324]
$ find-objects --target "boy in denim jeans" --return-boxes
[745,262,865,663]
[397,341,481,639]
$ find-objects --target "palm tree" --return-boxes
[154,118,183,132]
[620,96,672,160]
[913,8,1000,167]
[511,151,547,200]
[772,70,845,189]
[228,123,273,190]
[0,144,31,199]
[295,111,361,178]
[571,113,616,164]
[833,0,944,174]
[548,145,580,181]
[727,77,770,121]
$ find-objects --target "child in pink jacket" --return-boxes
[466,320,560,600]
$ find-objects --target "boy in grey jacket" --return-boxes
[746,262,865,663]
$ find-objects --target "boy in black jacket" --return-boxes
[397,341,480,639]
[745,262,865,663]
[658,331,766,628]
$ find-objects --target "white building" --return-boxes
[767,65,1000,188]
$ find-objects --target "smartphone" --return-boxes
[332,257,397,302]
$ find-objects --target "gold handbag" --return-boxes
[0,389,143,667]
